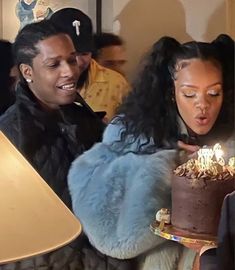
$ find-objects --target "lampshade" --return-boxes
[0,132,81,264]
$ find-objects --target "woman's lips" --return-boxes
[195,116,210,126]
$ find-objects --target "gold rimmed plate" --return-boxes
[150,220,217,246]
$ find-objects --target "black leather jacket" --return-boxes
[0,83,137,270]
[0,83,104,207]
[0,83,138,270]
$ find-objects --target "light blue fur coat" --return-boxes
[68,122,195,270]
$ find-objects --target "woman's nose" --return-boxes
[195,95,210,112]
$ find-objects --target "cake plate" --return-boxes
[150,220,217,247]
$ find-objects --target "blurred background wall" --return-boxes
[102,0,234,79]
[0,0,234,80]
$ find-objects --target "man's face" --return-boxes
[97,45,127,76]
[21,34,82,109]
[76,52,92,72]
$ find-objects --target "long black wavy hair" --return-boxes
[114,35,234,150]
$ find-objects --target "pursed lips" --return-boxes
[195,113,210,125]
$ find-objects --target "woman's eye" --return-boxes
[183,92,196,98]
[208,90,221,96]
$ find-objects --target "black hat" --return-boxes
[50,8,94,53]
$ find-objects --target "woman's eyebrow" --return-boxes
[206,82,222,88]
[179,84,198,88]
[179,82,222,88]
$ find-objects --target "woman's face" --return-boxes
[21,34,81,109]
[174,59,223,135]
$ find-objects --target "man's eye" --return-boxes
[68,58,77,65]
[77,52,90,56]
[47,63,59,68]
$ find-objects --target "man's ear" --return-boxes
[19,64,33,83]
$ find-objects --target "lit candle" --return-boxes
[197,143,224,171]
[213,143,225,166]
[197,147,214,170]
[229,157,235,167]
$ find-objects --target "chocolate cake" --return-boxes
[171,153,235,236]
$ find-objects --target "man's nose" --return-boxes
[61,63,74,77]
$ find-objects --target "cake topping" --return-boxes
[155,208,171,224]
[175,143,235,180]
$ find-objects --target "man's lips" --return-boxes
[57,82,76,91]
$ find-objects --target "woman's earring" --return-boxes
[171,96,175,103]
[26,78,32,83]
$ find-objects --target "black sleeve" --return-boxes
[217,192,235,270]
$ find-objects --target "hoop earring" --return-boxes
[26,78,32,83]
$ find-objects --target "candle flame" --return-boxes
[213,143,225,166]
[197,143,225,171]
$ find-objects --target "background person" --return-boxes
[0,40,17,116]
[217,190,235,269]
[68,35,234,270]
[50,8,130,122]
[93,32,127,76]
[200,190,235,270]
[200,187,235,270]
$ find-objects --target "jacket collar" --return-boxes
[87,59,107,84]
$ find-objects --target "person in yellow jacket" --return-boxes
[50,8,130,122]
[79,58,129,122]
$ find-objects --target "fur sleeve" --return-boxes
[68,142,177,259]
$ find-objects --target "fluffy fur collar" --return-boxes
[68,123,195,269]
